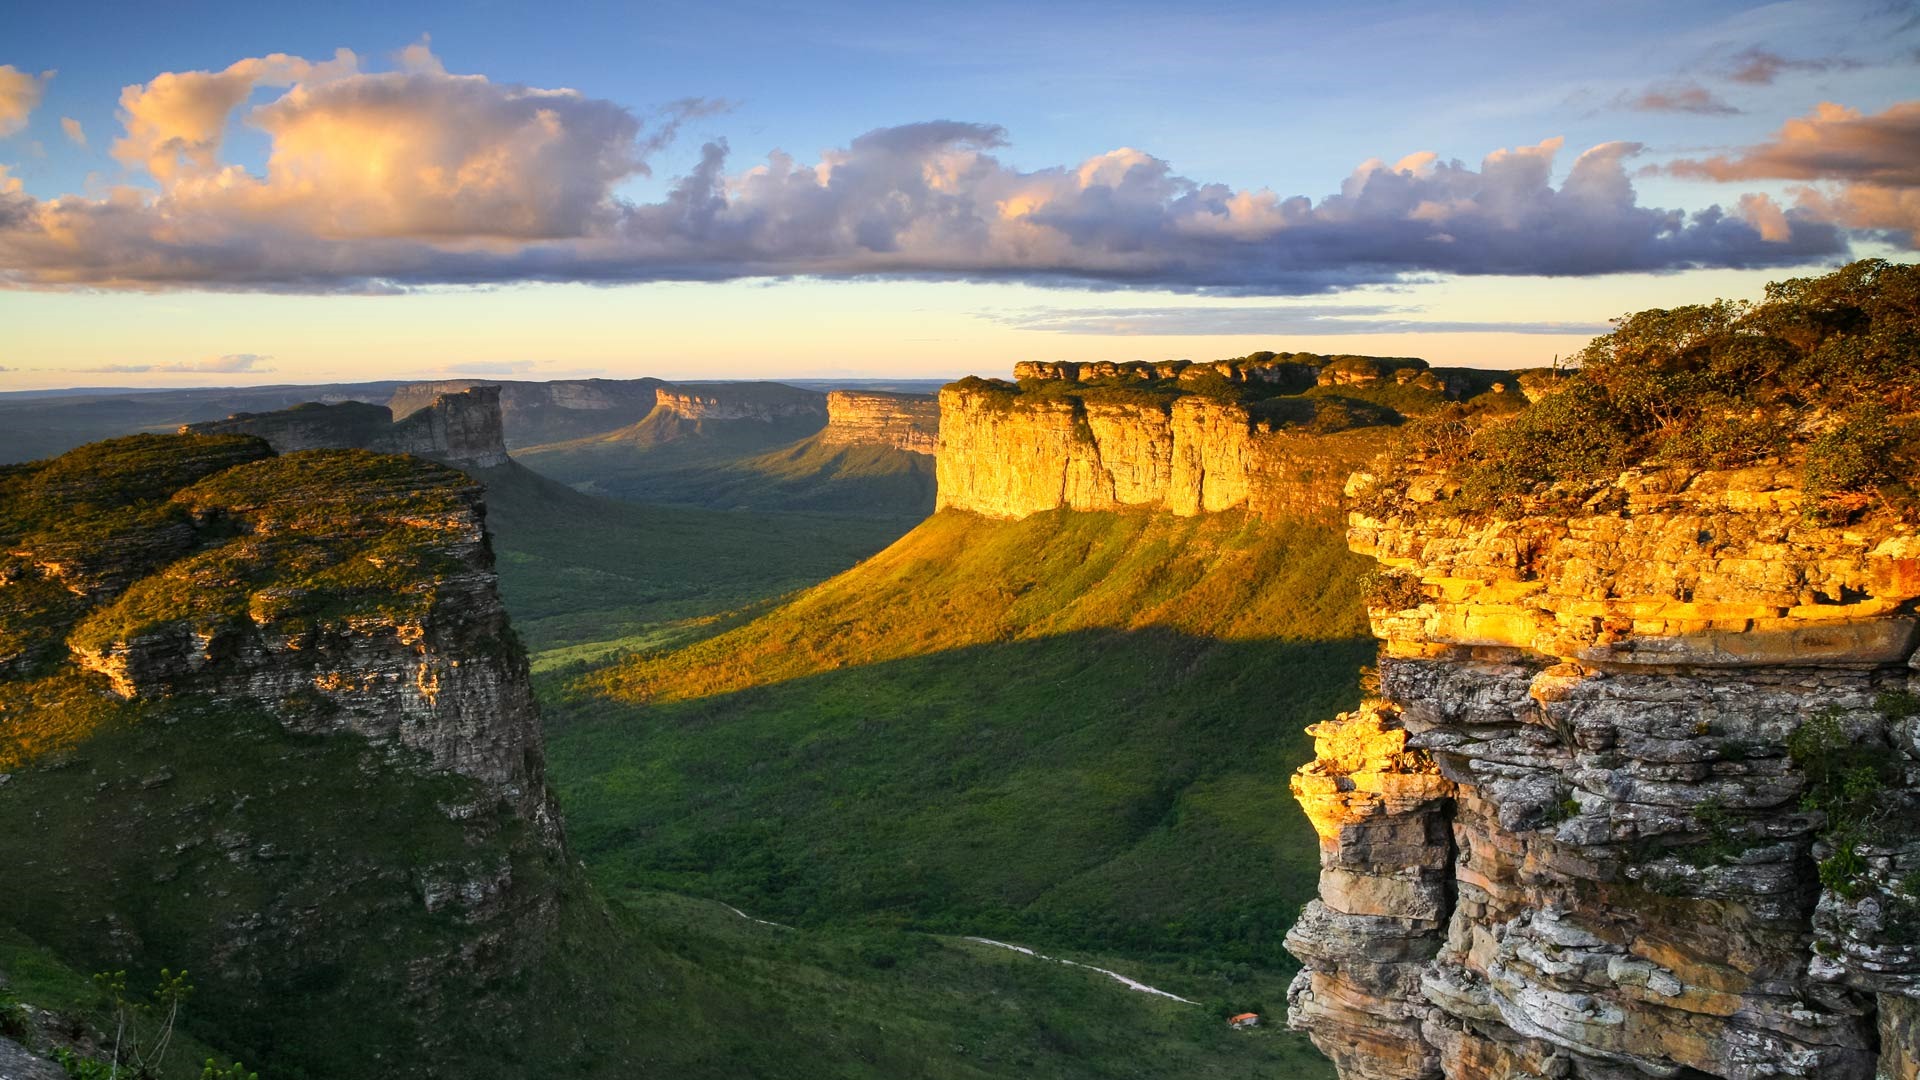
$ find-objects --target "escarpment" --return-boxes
[1286,472,1920,1078]
[821,389,938,454]
[183,385,511,468]
[0,434,569,1074]
[935,382,1397,521]
[654,381,827,422]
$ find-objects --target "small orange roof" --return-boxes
[1230,1012,1259,1022]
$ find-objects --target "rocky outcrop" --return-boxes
[388,378,663,448]
[58,449,557,841]
[935,385,1385,521]
[183,386,510,468]
[821,390,938,455]
[0,434,571,1076]
[1286,466,1920,1078]
[653,381,827,422]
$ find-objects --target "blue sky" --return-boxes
[0,0,1915,387]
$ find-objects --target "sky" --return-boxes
[0,0,1916,389]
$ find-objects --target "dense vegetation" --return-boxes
[1366,259,1920,519]
[951,350,1517,436]
[546,509,1372,1019]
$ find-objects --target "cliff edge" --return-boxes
[821,389,938,454]
[933,358,1506,521]
[1284,260,1920,1079]
[0,434,567,1076]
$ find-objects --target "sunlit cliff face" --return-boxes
[1290,703,1450,847]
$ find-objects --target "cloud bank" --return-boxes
[1665,102,1920,245]
[0,47,1857,294]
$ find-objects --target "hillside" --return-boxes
[545,507,1373,1030]
[519,384,936,517]
[0,434,578,1077]
[0,433,1341,1080]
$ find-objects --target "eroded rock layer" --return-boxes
[1287,467,1920,1078]
[935,385,1383,520]
[821,390,939,454]
[653,381,827,422]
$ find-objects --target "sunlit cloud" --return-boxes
[0,46,1848,294]
[1664,101,1920,245]
[59,116,84,146]
[0,65,49,137]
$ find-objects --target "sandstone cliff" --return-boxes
[182,386,510,468]
[388,378,664,448]
[935,383,1387,521]
[821,390,938,455]
[1285,467,1920,1079]
[654,381,827,422]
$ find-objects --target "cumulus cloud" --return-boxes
[1616,81,1741,116]
[0,47,1848,294]
[1724,48,1861,85]
[1665,101,1920,245]
[77,352,272,374]
[60,116,84,145]
[0,65,49,137]
[988,305,1611,336]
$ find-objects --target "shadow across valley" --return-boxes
[544,625,1370,973]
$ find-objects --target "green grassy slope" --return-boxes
[515,407,932,517]
[474,461,913,668]
[547,509,1371,982]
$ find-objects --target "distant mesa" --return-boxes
[653,381,828,423]
[387,377,665,448]
[182,385,510,468]
[936,352,1508,522]
[821,389,938,455]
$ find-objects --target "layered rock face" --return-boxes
[0,435,570,1073]
[388,378,664,447]
[654,381,827,422]
[41,445,561,840]
[1286,467,1920,1078]
[821,390,939,454]
[184,386,510,468]
[935,386,1383,520]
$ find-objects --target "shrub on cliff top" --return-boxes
[1384,259,1920,517]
